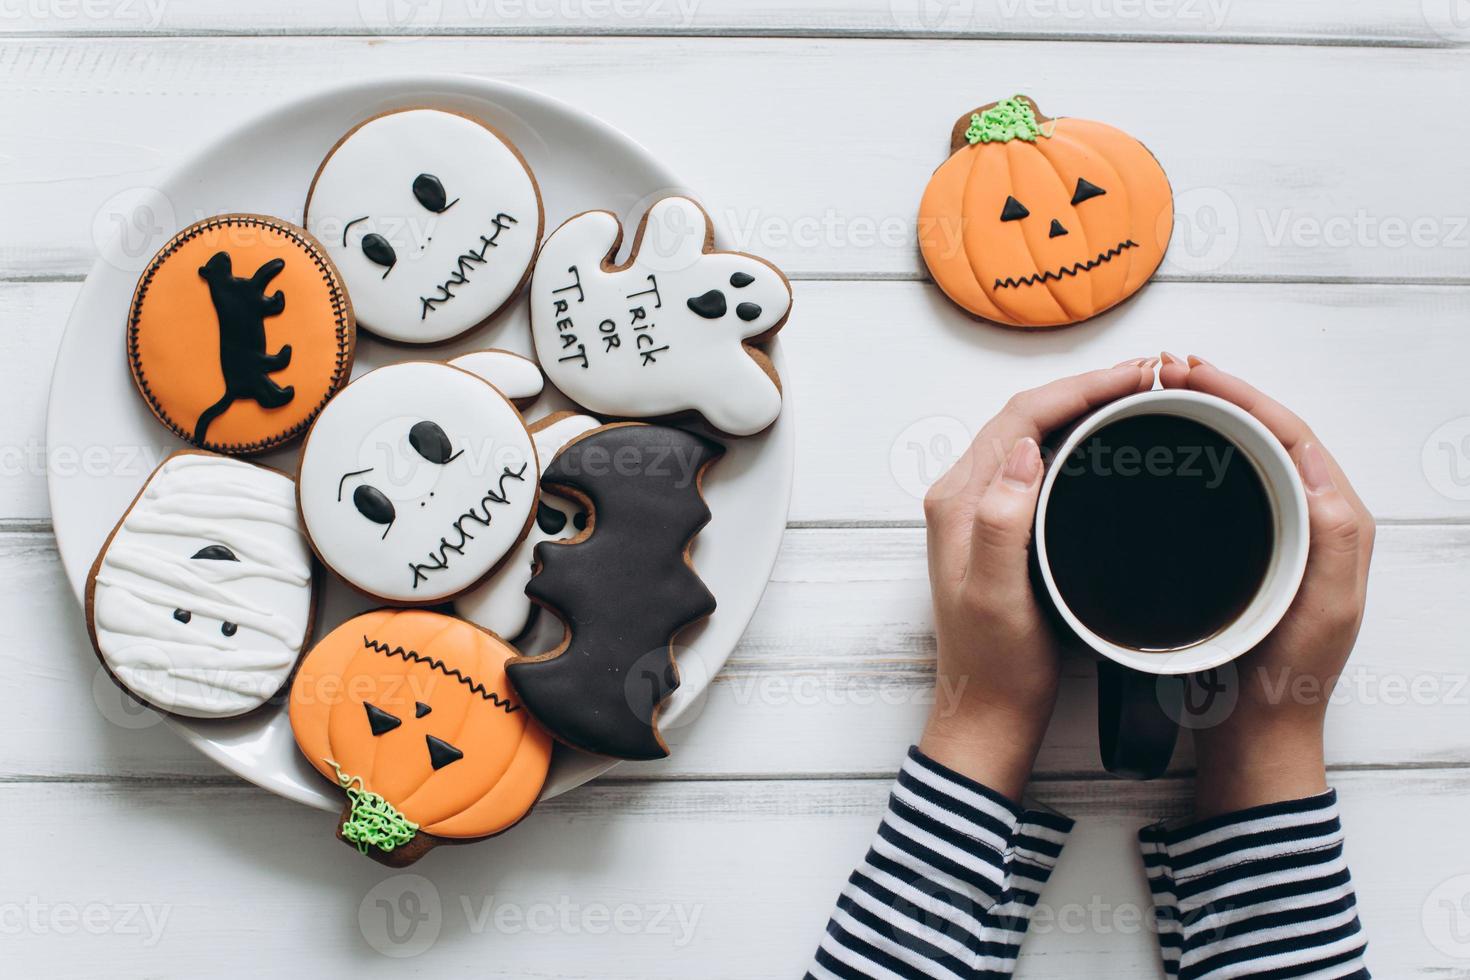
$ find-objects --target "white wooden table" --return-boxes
[5,3,1469,975]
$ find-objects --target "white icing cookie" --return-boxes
[87,453,314,719]
[297,360,538,603]
[455,411,600,639]
[449,349,544,406]
[529,195,791,437]
[305,108,543,344]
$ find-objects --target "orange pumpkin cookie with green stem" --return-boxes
[289,608,551,866]
[918,95,1173,328]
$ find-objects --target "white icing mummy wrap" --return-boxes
[305,108,542,344]
[529,195,791,437]
[455,412,600,639]
[297,361,538,604]
[88,453,314,719]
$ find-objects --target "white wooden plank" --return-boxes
[0,769,1457,977]
[14,279,1470,524]
[7,523,1469,781]
[0,0,1460,45]
[2,37,1468,280]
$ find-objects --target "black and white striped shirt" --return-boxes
[809,747,1368,979]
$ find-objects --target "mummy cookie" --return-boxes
[455,411,600,639]
[289,609,552,866]
[305,108,543,344]
[509,423,723,760]
[529,196,791,437]
[297,360,538,603]
[128,214,354,454]
[85,452,315,719]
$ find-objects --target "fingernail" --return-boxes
[1139,356,1159,371]
[1160,351,1181,365]
[1187,354,1213,368]
[1299,443,1335,494]
[1002,437,1042,489]
[1113,357,1146,368]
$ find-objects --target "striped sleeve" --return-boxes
[808,746,1074,980]
[1138,790,1370,980]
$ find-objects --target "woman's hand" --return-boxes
[919,359,1158,802]
[1159,354,1376,818]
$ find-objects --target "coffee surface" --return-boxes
[1042,413,1274,651]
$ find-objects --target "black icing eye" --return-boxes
[573,512,588,532]
[190,544,238,561]
[221,622,238,637]
[536,501,568,535]
[426,734,464,770]
[353,484,396,538]
[361,233,397,277]
[365,702,402,736]
[1071,177,1106,206]
[409,421,458,464]
[415,702,432,719]
[1000,196,1030,222]
[687,289,727,319]
[730,272,754,288]
[413,173,457,213]
[736,302,762,322]
[173,608,191,624]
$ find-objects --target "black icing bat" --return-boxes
[509,423,723,760]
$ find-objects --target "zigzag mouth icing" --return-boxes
[418,213,518,320]
[995,240,1138,290]
[407,464,528,589]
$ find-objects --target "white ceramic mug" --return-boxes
[1032,389,1310,778]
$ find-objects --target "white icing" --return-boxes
[90,453,314,719]
[297,361,537,603]
[449,350,544,403]
[306,109,541,344]
[529,196,790,437]
[455,413,600,638]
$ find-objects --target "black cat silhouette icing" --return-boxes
[193,251,296,443]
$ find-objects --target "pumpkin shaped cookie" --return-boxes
[918,95,1173,328]
[289,609,551,866]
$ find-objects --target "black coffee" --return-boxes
[1042,414,1273,651]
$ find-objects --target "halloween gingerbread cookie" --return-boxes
[289,608,551,866]
[918,95,1173,328]
[508,423,723,760]
[296,359,538,604]
[128,214,354,454]
[86,452,315,719]
[529,195,791,437]
[305,108,544,345]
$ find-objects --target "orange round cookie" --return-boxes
[289,608,551,866]
[127,214,355,454]
[918,95,1173,329]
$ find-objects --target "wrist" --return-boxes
[1192,712,1327,819]
[920,692,1052,804]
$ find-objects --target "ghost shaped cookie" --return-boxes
[86,452,315,719]
[296,359,538,604]
[529,195,791,437]
[305,108,544,344]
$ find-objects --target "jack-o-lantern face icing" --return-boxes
[289,609,551,865]
[128,214,354,453]
[304,108,543,344]
[918,95,1173,328]
[86,452,315,718]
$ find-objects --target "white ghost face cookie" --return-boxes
[455,411,600,639]
[297,361,538,603]
[305,108,543,344]
[86,452,315,719]
[529,195,791,437]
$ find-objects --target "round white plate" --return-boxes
[46,75,793,811]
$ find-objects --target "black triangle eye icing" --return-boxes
[361,233,396,278]
[190,544,239,561]
[1071,178,1106,206]
[413,173,458,213]
[409,420,460,464]
[1000,196,1030,222]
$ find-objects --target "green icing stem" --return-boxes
[965,95,1052,145]
[327,759,419,855]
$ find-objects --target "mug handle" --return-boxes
[1096,658,1182,780]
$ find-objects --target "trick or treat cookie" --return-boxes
[304,108,543,344]
[529,195,791,438]
[455,411,600,640]
[917,95,1173,329]
[508,423,723,760]
[289,608,552,866]
[128,214,354,454]
[85,452,315,719]
[296,360,538,604]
